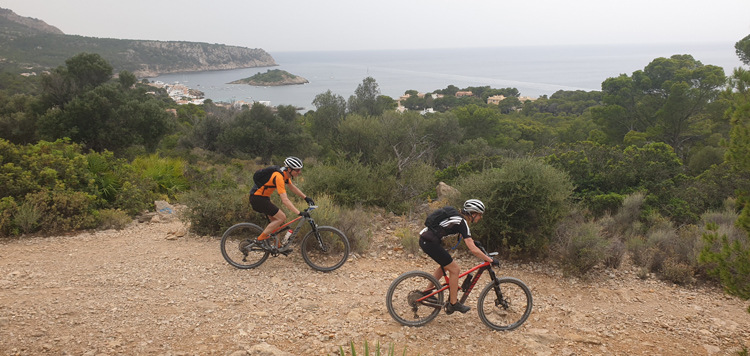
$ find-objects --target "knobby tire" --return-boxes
[300,226,350,272]
[220,223,269,269]
[386,270,445,327]
[476,277,533,331]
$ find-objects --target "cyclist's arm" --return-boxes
[274,175,301,215]
[464,238,493,263]
[278,192,300,216]
[286,180,307,201]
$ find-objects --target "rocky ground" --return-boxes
[1,212,749,356]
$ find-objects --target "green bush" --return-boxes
[0,197,19,236]
[699,222,750,300]
[14,201,42,234]
[297,194,372,255]
[178,186,260,236]
[131,154,189,199]
[302,158,396,208]
[588,193,624,218]
[456,157,574,256]
[23,190,98,234]
[0,139,156,236]
[95,209,133,230]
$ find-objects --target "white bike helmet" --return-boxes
[284,156,303,170]
[463,199,485,214]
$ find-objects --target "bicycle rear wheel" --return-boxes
[386,271,444,327]
[300,226,350,272]
[220,223,269,269]
[477,277,533,331]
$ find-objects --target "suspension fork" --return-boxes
[487,267,508,307]
[307,218,328,250]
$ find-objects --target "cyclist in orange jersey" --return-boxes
[249,156,314,253]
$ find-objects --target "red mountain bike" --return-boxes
[220,206,349,272]
[386,242,532,331]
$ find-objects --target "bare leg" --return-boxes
[262,210,287,246]
[443,261,460,304]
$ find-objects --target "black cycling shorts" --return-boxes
[420,235,453,267]
[249,195,279,216]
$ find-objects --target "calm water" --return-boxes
[152,43,744,112]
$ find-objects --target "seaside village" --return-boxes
[147,81,206,105]
[144,80,539,113]
[147,81,277,109]
[397,91,537,115]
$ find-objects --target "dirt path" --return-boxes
[1,218,749,356]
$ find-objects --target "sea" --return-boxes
[151,43,745,112]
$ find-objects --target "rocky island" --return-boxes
[229,69,309,86]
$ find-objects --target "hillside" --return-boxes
[0,8,277,77]
[229,69,309,86]
[0,211,748,355]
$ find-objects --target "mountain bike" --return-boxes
[385,242,532,331]
[220,206,350,272]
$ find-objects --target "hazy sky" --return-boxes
[3,0,750,53]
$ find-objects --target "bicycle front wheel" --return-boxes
[220,223,269,269]
[300,226,350,272]
[477,277,533,331]
[386,271,444,327]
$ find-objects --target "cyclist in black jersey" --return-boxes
[419,199,499,314]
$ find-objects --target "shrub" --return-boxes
[588,193,624,218]
[301,158,396,208]
[660,257,695,285]
[332,340,410,356]
[614,192,646,235]
[95,209,133,230]
[178,186,259,236]
[603,239,626,269]
[557,221,609,277]
[456,157,574,256]
[23,190,98,234]
[297,194,372,255]
[626,237,651,268]
[396,227,419,254]
[131,154,189,199]
[0,197,18,236]
[14,201,42,234]
[699,222,750,300]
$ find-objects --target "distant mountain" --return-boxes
[0,8,277,77]
[0,8,64,35]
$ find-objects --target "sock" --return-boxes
[258,232,269,241]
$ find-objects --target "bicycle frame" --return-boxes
[416,243,500,308]
[265,206,319,248]
[416,261,497,308]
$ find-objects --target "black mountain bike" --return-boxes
[220,206,350,272]
[386,242,532,331]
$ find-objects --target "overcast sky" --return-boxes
[3,0,750,53]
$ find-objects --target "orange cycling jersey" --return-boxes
[252,170,291,197]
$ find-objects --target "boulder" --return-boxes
[436,182,459,200]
